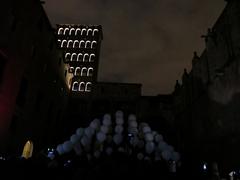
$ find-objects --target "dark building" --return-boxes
[0,0,68,153]
[173,0,240,172]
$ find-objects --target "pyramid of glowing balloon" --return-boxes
[53,111,180,163]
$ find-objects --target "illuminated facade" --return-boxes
[56,25,103,94]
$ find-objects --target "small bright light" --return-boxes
[229,171,235,177]
[128,133,133,137]
[203,164,207,170]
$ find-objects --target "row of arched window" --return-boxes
[72,81,92,92]
[65,53,95,62]
[69,67,94,76]
[58,27,99,36]
[58,39,97,49]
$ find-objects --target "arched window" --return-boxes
[72,81,79,91]
[67,40,73,48]
[69,28,75,35]
[71,53,77,61]
[79,40,85,48]
[69,66,74,73]
[89,54,95,62]
[58,28,64,35]
[57,39,61,46]
[83,53,89,62]
[87,67,93,76]
[75,67,81,76]
[91,41,97,49]
[85,41,91,48]
[93,29,99,36]
[75,28,81,35]
[81,28,87,36]
[79,82,85,92]
[65,53,71,60]
[61,40,67,48]
[77,53,83,61]
[85,82,92,92]
[87,29,93,36]
[73,40,79,48]
[63,28,69,35]
[81,67,87,76]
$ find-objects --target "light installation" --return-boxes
[56,24,103,93]
[22,140,33,159]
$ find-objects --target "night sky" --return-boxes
[44,0,226,95]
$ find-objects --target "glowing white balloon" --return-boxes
[128,114,136,123]
[145,133,154,141]
[115,125,124,134]
[103,114,111,123]
[129,120,138,128]
[152,131,157,136]
[96,132,106,143]
[76,128,84,137]
[115,110,124,119]
[90,119,100,129]
[155,134,163,142]
[47,152,55,160]
[63,141,73,153]
[130,136,139,147]
[70,134,80,144]
[84,127,95,138]
[139,122,149,129]
[158,141,167,151]
[73,142,82,156]
[162,150,172,161]
[128,127,138,135]
[81,136,90,147]
[113,134,123,145]
[56,144,64,155]
[100,125,109,134]
[145,142,155,154]
[116,117,124,125]
[103,117,112,126]
[142,126,151,134]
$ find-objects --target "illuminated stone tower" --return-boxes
[56,24,103,95]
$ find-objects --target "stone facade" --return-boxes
[0,0,68,153]
[173,0,240,171]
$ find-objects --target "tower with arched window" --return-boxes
[56,24,103,94]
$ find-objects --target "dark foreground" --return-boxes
[0,153,230,180]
